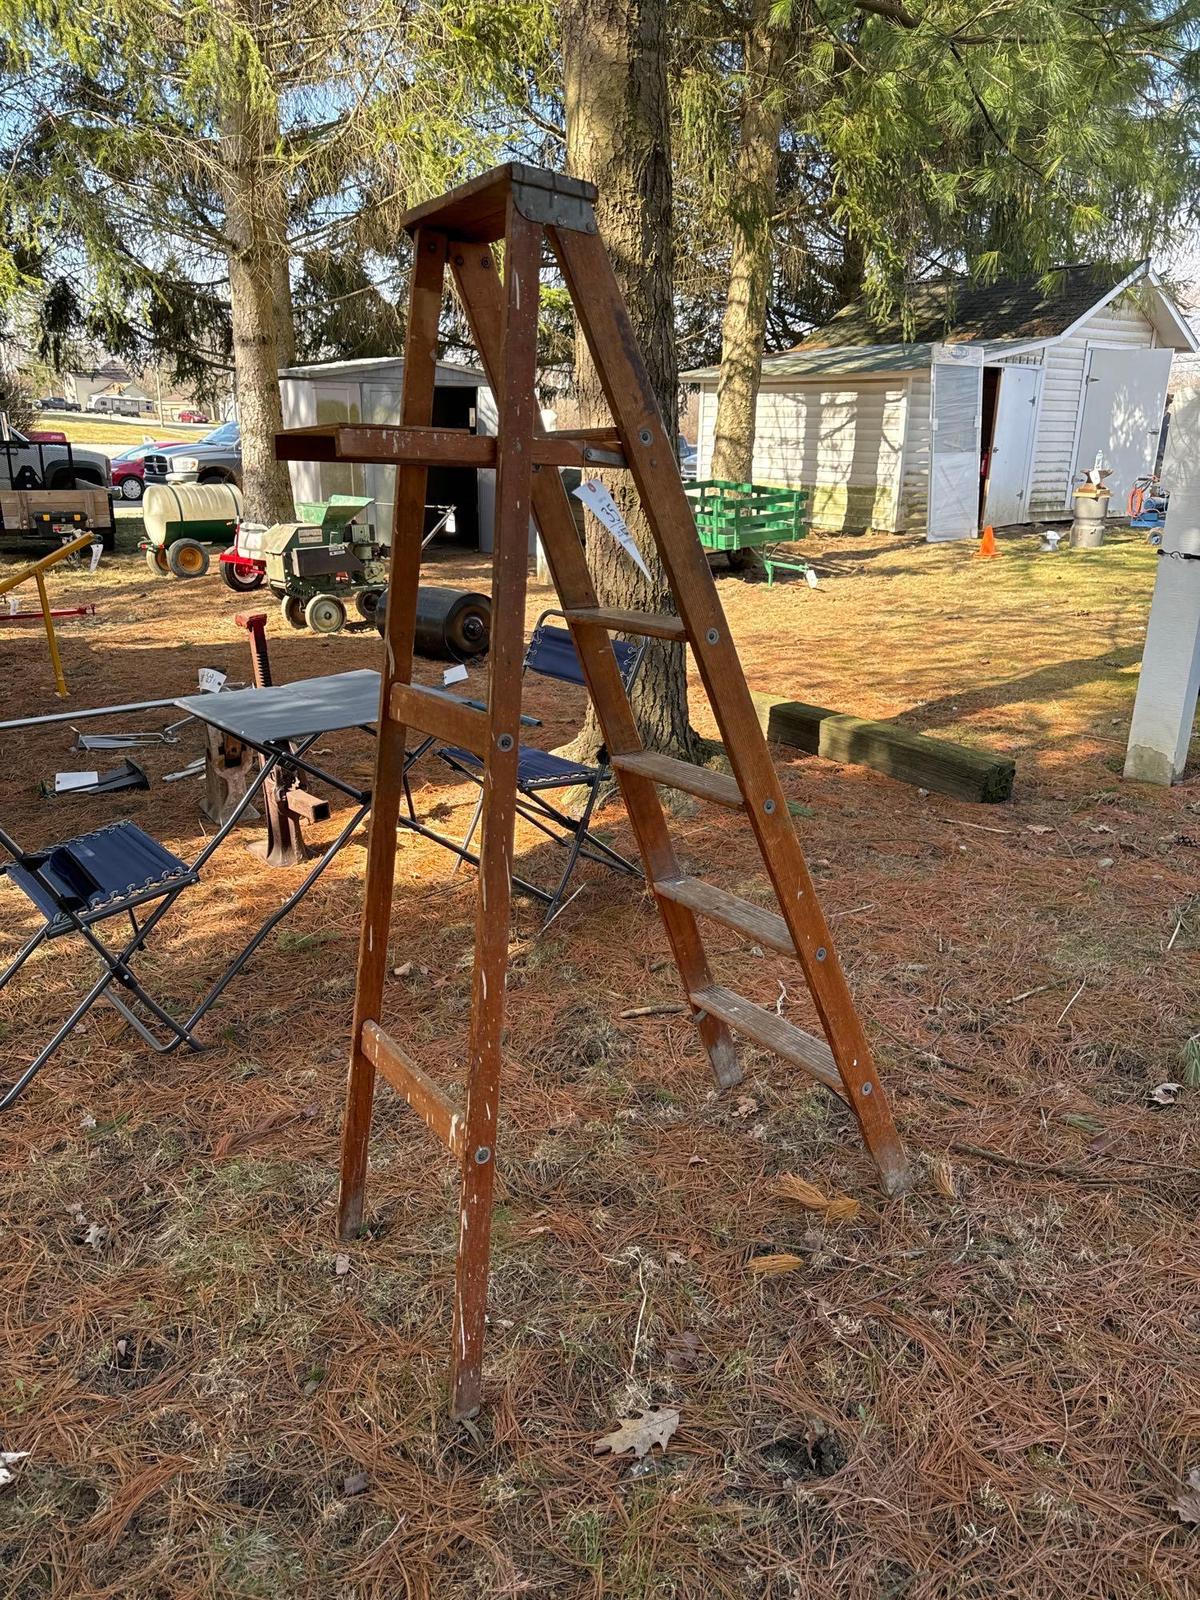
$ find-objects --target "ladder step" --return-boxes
[361,1021,466,1156]
[567,607,687,642]
[655,876,794,956]
[389,682,490,757]
[688,984,843,1096]
[612,750,743,808]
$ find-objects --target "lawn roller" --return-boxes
[141,483,244,578]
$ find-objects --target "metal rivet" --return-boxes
[453,254,465,266]
[861,1083,873,1096]
[638,428,652,445]
[474,1145,491,1164]
[763,798,776,815]
[497,733,514,752]
[705,628,719,645]
[815,946,827,961]
[481,255,491,268]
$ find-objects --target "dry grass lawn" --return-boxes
[0,522,1197,1599]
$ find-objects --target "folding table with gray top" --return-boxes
[169,668,543,1023]
[167,670,383,1030]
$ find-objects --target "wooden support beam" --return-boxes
[361,1022,465,1157]
[387,682,490,756]
[758,698,1015,804]
[275,423,624,470]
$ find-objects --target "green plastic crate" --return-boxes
[684,479,810,552]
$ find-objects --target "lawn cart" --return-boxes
[684,479,810,576]
[141,482,244,578]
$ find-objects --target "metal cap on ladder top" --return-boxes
[397,162,600,242]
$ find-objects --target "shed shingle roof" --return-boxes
[796,263,1141,351]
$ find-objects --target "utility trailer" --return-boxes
[0,427,115,551]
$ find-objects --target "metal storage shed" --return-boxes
[683,263,1198,541]
[278,356,499,548]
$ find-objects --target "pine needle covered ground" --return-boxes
[1,524,1197,1598]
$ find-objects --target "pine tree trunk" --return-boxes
[709,0,790,489]
[218,8,295,525]
[561,0,697,760]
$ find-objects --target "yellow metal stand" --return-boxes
[0,532,96,698]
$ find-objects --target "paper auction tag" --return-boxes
[572,480,652,580]
[443,663,469,686]
[198,667,227,694]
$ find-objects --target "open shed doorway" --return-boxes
[980,364,1039,527]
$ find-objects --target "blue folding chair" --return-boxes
[0,820,201,1109]
[438,611,647,928]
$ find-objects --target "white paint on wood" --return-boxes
[984,364,1041,525]
[1125,388,1200,786]
[695,378,907,529]
[1029,293,1158,515]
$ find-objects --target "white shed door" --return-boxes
[984,365,1040,526]
[928,353,983,541]
[1074,347,1172,499]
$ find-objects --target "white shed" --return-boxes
[278,356,499,548]
[684,264,1197,540]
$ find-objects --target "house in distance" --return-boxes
[684,263,1197,541]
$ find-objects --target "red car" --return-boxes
[178,410,209,424]
[110,440,186,501]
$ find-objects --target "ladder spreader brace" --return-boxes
[275,162,911,1419]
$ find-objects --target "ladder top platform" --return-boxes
[399,162,599,242]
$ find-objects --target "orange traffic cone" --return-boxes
[976,525,998,558]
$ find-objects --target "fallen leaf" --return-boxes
[931,1157,956,1199]
[1089,824,1114,834]
[1026,824,1053,836]
[686,1154,707,1167]
[393,961,413,978]
[84,1221,106,1252]
[733,1096,759,1118]
[664,1330,704,1372]
[334,1253,351,1277]
[594,1406,680,1459]
[1173,1468,1200,1524]
[1098,857,1115,869]
[664,1250,686,1266]
[78,1113,97,1130]
[1086,1131,1121,1157]
[1150,1081,1184,1106]
[748,1252,805,1276]
[0,1451,29,1488]
[343,1470,370,1497]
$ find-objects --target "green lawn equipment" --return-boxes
[684,478,810,575]
[237,495,381,634]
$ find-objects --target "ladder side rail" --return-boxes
[550,225,910,1195]
[448,240,742,1092]
[449,208,543,1419]
[338,227,449,1240]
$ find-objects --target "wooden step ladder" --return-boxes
[276,163,910,1419]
